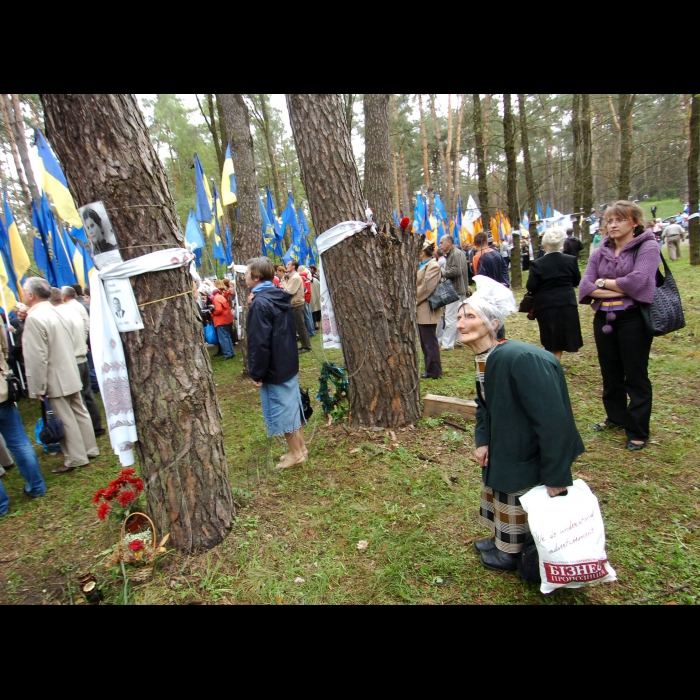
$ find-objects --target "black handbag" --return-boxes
[635,251,686,337]
[39,397,66,444]
[518,292,534,314]
[299,387,313,422]
[428,279,459,311]
[1,368,23,402]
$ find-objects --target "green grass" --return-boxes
[1,249,699,605]
[639,198,687,221]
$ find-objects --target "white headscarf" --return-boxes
[461,275,517,337]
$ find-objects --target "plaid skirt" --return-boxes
[479,483,531,554]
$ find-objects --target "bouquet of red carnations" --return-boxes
[93,467,144,521]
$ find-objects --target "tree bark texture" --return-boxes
[689,94,700,266]
[517,94,539,259]
[571,94,583,224]
[503,94,521,289]
[453,95,465,207]
[286,94,421,428]
[218,94,264,376]
[472,94,489,224]
[363,94,394,226]
[40,93,233,553]
[618,94,635,200]
[10,94,41,204]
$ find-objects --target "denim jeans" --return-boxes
[0,399,46,515]
[304,302,315,337]
[216,325,234,358]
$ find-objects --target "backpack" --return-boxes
[302,278,312,304]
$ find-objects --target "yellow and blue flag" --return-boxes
[2,188,30,282]
[212,186,226,265]
[0,216,21,312]
[221,143,237,206]
[62,229,87,289]
[43,197,77,287]
[34,129,82,228]
[194,153,213,227]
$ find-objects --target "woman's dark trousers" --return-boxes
[593,308,653,442]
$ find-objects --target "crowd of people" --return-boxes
[0,281,103,515]
[0,199,677,586]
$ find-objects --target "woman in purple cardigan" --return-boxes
[579,201,660,451]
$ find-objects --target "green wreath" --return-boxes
[317,362,349,416]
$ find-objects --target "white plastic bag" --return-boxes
[519,479,617,594]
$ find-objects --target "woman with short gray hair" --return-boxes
[526,227,583,361]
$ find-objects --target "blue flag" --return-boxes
[433,193,448,223]
[266,186,283,242]
[194,153,213,224]
[546,203,552,219]
[454,196,463,244]
[413,193,425,234]
[184,208,206,268]
[260,194,282,258]
[536,200,543,221]
[42,196,77,287]
[281,193,303,264]
[224,225,233,266]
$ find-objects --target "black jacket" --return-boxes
[247,286,299,384]
[477,249,510,287]
[526,252,580,312]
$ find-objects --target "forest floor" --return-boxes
[1,244,698,605]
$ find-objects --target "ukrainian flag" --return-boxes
[212,186,226,264]
[0,217,21,313]
[281,193,303,264]
[3,188,30,281]
[63,229,87,289]
[412,193,425,234]
[260,194,281,258]
[194,153,214,234]
[34,129,82,228]
[221,144,237,206]
[184,208,205,268]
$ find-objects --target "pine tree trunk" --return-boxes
[453,94,465,207]
[472,94,490,224]
[258,94,284,213]
[503,94,521,289]
[445,94,454,214]
[689,94,700,266]
[517,94,539,259]
[363,94,394,226]
[618,94,635,200]
[40,93,233,553]
[286,94,421,428]
[430,94,450,214]
[9,94,40,204]
[1,94,33,216]
[580,94,593,262]
[218,94,264,377]
[418,95,430,190]
[571,94,583,227]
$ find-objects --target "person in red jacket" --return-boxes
[211,289,235,359]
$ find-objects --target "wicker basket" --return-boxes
[121,512,158,582]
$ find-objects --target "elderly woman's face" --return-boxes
[457,304,492,347]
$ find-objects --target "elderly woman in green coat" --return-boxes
[456,276,585,572]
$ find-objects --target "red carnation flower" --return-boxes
[400,217,410,229]
[97,502,111,521]
[126,477,144,492]
[92,488,106,504]
[120,468,136,477]
[128,539,144,552]
[115,489,138,507]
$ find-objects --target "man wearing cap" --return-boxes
[438,234,471,351]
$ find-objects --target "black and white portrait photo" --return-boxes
[79,200,123,268]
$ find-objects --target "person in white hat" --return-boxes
[456,276,584,573]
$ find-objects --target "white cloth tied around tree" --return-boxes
[315,220,374,350]
[89,246,200,466]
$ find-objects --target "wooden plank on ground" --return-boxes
[423,394,477,422]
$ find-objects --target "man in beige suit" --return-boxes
[22,278,99,473]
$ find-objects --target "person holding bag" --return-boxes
[579,200,660,451]
[416,241,442,380]
[456,276,584,572]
